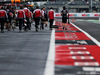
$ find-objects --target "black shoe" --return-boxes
[36,28,38,32]
[28,28,31,30]
[36,30,38,32]
[65,28,67,30]
[1,30,4,33]
[42,27,44,30]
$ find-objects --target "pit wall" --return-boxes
[55,13,100,17]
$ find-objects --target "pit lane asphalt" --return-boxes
[0,25,51,75]
[73,21,100,42]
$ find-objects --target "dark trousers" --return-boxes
[41,17,45,29]
[0,18,5,31]
[18,18,24,30]
[26,17,29,29]
[49,19,54,28]
[34,17,40,29]
[41,22,44,29]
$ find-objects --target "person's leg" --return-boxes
[68,18,70,24]
[41,18,44,29]
[9,19,12,30]
[19,19,23,31]
[5,18,7,29]
[37,17,40,30]
[24,19,27,31]
[49,19,52,29]
[35,18,38,32]
[51,19,54,28]
[1,18,5,33]
[27,17,30,29]
[41,21,44,29]
[65,18,67,30]
[19,19,21,30]
[49,19,53,30]
[62,18,65,29]
[26,17,29,29]
[29,18,31,30]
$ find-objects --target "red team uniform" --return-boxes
[17,9,25,31]
[48,8,54,29]
[33,8,41,32]
[17,10,25,18]
[0,10,8,32]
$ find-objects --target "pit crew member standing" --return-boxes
[61,6,69,30]
[33,6,41,32]
[17,7,25,32]
[0,7,8,33]
[48,7,54,30]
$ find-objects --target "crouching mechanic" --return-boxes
[16,7,26,32]
[0,7,8,33]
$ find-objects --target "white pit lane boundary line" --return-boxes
[71,22,100,47]
[44,21,55,75]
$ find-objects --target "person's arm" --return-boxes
[16,11,18,18]
[23,11,26,19]
[48,11,50,19]
[53,11,55,19]
[28,9,30,17]
[5,11,8,18]
[31,12,33,18]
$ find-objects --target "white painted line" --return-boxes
[95,62,99,66]
[83,67,95,71]
[44,29,55,75]
[86,51,90,54]
[77,51,81,54]
[90,56,94,59]
[69,47,86,50]
[95,68,100,71]
[81,57,85,59]
[75,62,99,66]
[44,21,55,75]
[85,62,89,65]
[71,23,100,47]
[72,56,76,59]
[70,51,74,54]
